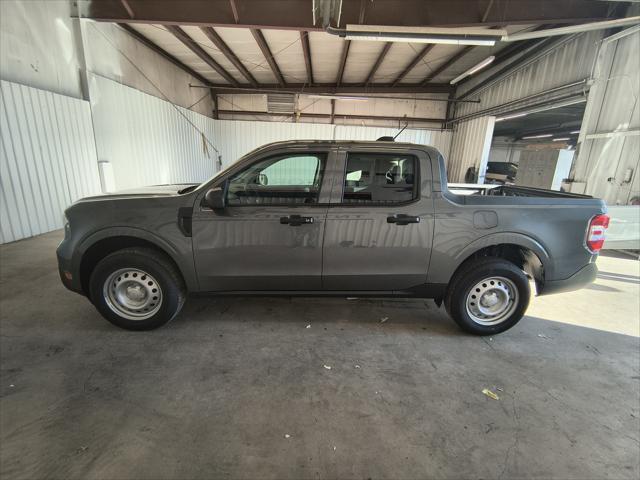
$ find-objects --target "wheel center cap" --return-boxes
[126,284,145,301]
[482,292,499,307]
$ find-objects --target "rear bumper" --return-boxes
[539,263,598,296]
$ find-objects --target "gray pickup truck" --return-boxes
[57,140,609,335]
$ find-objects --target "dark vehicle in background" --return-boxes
[57,141,609,335]
[485,161,518,184]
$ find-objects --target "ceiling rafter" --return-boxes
[117,24,212,86]
[300,31,314,85]
[391,44,435,86]
[250,29,286,86]
[165,25,240,86]
[364,42,392,85]
[421,46,474,85]
[336,40,351,86]
[86,1,623,30]
[208,83,453,94]
[200,26,258,87]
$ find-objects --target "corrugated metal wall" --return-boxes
[447,116,496,183]
[90,74,218,190]
[455,32,603,120]
[212,120,452,168]
[1,75,453,244]
[570,28,640,205]
[0,80,101,243]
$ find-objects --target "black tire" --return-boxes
[89,248,186,331]
[444,257,530,335]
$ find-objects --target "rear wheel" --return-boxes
[445,257,530,335]
[89,248,186,331]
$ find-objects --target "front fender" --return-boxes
[73,226,198,292]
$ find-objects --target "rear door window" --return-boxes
[342,153,418,204]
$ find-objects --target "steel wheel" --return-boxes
[465,276,519,326]
[102,268,163,320]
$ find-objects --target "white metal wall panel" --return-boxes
[0,80,100,244]
[332,125,452,159]
[210,120,453,168]
[455,32,603,120]
[447,116,496,183]
[211,119,334,168]
[89,74,218,190]
[571,29,640,205]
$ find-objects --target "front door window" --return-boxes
[227,153,327,206]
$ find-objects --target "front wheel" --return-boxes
[89,248,186,331]
[445,258,530,335]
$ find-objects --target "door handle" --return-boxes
[280,215,314,226]
[387,214,420,226]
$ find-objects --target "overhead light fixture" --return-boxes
[326,25,505,46]
[552,137,571,142]
[570,130,580,134]
[450,56,495,84]
[307,95,368,102]
[522,134,553,140]
[345,34,497,46]
[495,113,527,122]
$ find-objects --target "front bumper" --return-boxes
[56,242,84,295]
[538,263,598,296]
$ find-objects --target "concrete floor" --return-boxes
[1,231,639,480]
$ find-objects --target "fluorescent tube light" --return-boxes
[335,25,503,46]
[307,95,368,102]
[522,134,553,140]
[344,33,496,46]
[450,56,495,84]
[495,113,527,122]
[570,130,580,134]
[552,138,571,141]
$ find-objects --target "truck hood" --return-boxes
[74,184,198,202]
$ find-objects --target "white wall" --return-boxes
[90,75,218,191]
[570,28,640,205]
[447,116,496,183]
[82,21,214,117]
[0,80,101,243]
[211,119,452,169]
[0,0,84,99]
[217,92,448,129]
[0,0,213,115]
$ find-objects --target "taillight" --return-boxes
[586,214,610,253]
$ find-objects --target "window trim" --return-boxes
[335,151,422,207]
[224,151,330,208]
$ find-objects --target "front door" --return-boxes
[192,150,331,291]
[322,148,434,292]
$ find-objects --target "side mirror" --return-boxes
[204,187,226,210]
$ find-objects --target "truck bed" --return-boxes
[447,183,591,198]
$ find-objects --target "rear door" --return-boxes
[322,147,435,291]
[192,148,333,291]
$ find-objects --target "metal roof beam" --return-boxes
[205,83,453,94]
[200,26,257,87]
[251,29,286,86]
[336,40,351,86]
[420,46,474,85]
[85,1,622,30]
[300,31,314,85]
[166,25,240,86]
[364,42,392,85]
[117,24,212,86]
[391,45,435,86]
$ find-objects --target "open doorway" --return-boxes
[486,102,586,190]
